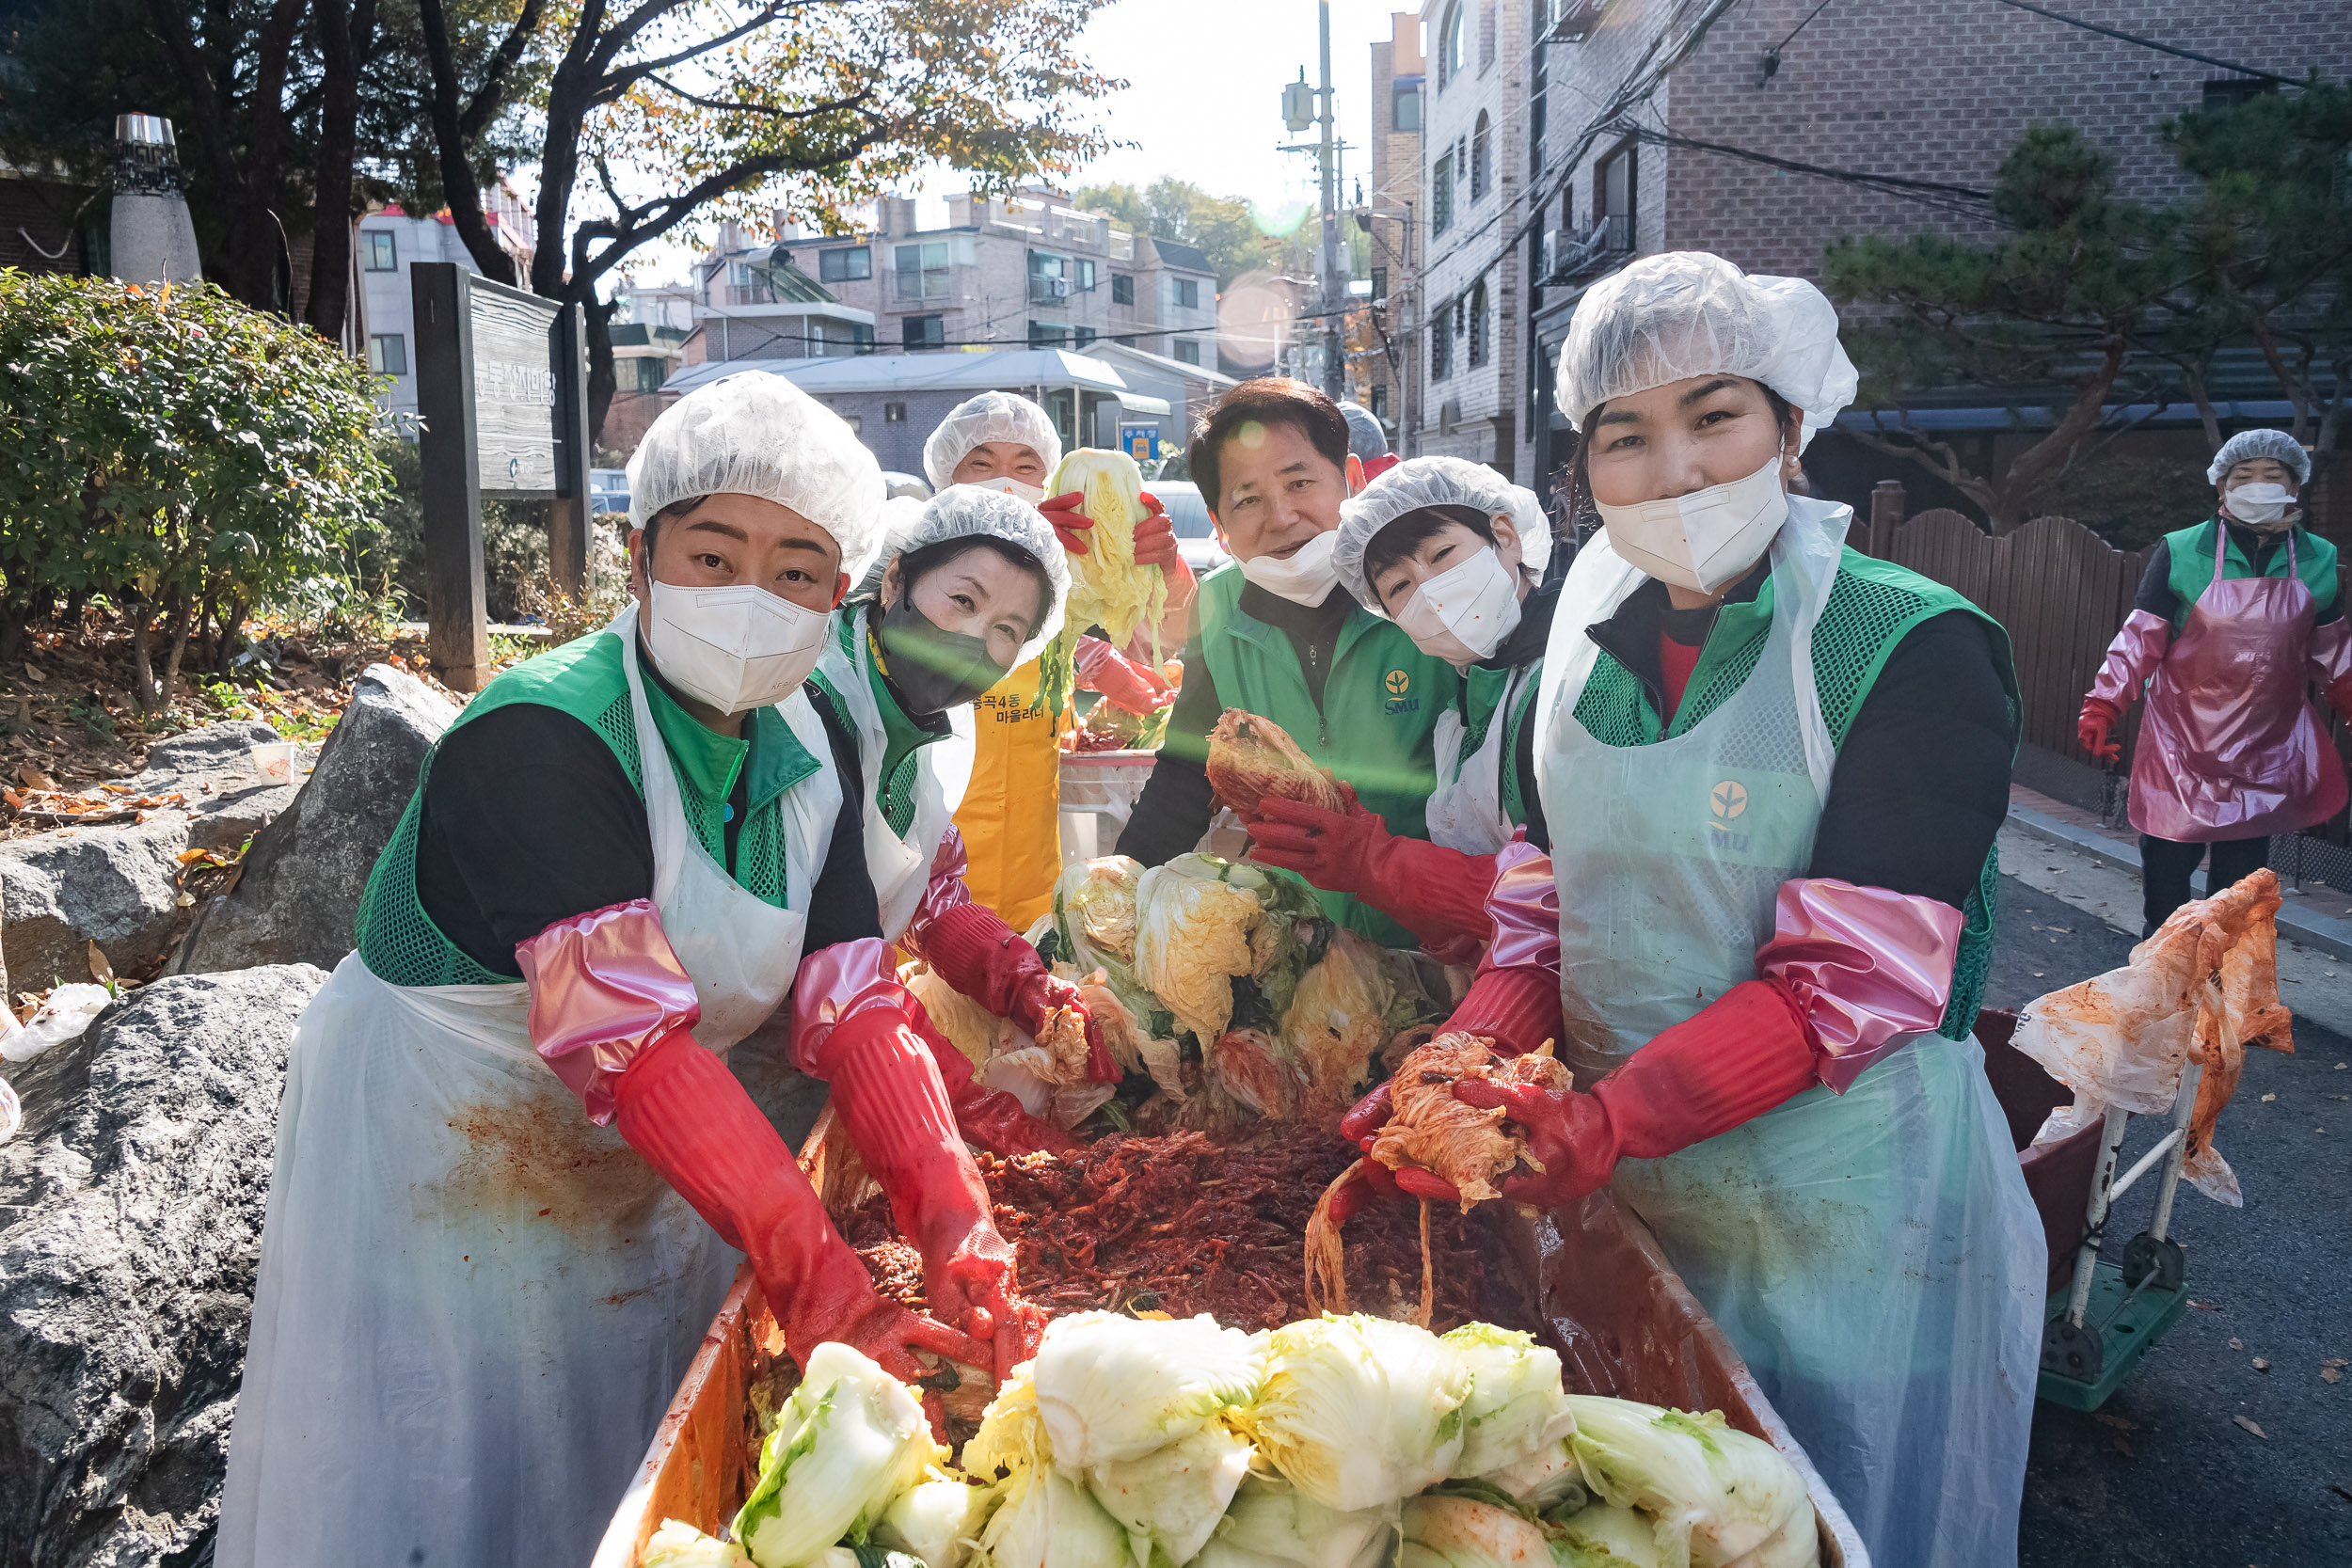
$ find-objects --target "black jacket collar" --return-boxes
[1584,557,1772,721]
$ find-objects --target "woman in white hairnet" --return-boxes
[1235,456,1558,961]
[810,485,1120,1141]
[2080,427,2348,933]
[918,391,1192,927]
[1343,254,2043,1567]
[219,373,1025,1568]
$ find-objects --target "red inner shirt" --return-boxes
[1658,629,1704,721]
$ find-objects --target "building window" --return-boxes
[1112,273,1135,306]
[1369,384,1388,420]
[1596,140,1636,249]
[852,322,875,354]
[904,313,946,350]
[1468,280,1489,368]
[1432,156,1454,237]
[2201,77,2276,109]
[367,333,406,376]
[1430,307,1451,381]
[884,402,907,423]
[1392,81,1422,132]
[1530,41,1549,178]
[1471,112,1491,201]
[1076,259,1096,292]
[1479,0,1496,67]
[362,230,396,271]
[628,356,666,392]
[1438,1,1463,90]
[1074,325,1096,349]
[1029,320,1073,349]
[1372,266,1388,302]
[1174,338,1201,366]
[818,246,871,283]
[895,242,950,300]
[1174,277,1200,309]
[839,414,863,434]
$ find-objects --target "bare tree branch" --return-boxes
[460,0,550,141]
[640,71,870,120]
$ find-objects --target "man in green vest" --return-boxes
[1120,378,1457,948]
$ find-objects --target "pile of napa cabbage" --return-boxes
[646,1313,1820,1568]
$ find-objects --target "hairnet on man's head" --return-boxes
[2207,428,2311,486]
[872,483,1071,666]
[1337,401,1391,462]
[1556,251,1858,451]
[921,391,1063,491]
[627,371,888,580]
[1333,455,1552,615]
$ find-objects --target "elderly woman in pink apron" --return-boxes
[2079,427,2351,933]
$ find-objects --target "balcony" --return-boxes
[1028,276,1074,306]
[1541,214,1631,284]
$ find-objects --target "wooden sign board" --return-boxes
[411,262,594,690]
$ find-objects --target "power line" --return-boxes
[1989,0,2306,89]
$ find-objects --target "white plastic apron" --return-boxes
[819,605,977,942]
[1534,499,2042,1568]
[1423,662,1536,855]
[217,604,840,1568]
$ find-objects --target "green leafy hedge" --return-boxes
[0,271,392,706]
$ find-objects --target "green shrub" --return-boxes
[0,271,392,707]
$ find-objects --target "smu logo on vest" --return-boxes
[1382,668,1420,716]
[1708,778,1750,852]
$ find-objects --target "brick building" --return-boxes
[1413,0,1528,476]
[1516,0,2352,505]
[1361,12,1426,441]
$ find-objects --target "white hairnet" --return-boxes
[921,391,1063,491]
[1556,251,1858,451]
[873,483,1071,666]
[1337,401,1390,462]
[2207,428,2311,486]
[627,371,888,580]
[1333,455,1553,615]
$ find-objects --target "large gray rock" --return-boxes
[0,721,310,988]
[0,964,328,1568]
[173,664,456,974]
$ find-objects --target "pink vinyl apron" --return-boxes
[2129,528,2348,843]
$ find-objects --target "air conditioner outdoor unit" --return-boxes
[1049,277,1072,298]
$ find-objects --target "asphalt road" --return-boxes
[1983,875,2352,1568]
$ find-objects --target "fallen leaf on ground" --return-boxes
[22,665,44,682]
[2189,1299,2222,1311]
[17,764,56,790]
[2092,1412,2137,1431]
[86,942,113,985]
[2233,1416,2267,1439]
[2323,1367,2340,1385]
[2232,1337,2245,1350]
[2262,1093,2277,1102]
[2109,1432,2134,1457]
[2253,1358,2270,1371]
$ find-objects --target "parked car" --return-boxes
[589,467,630,517]
[882,471,932,500]
[1150,481,1228,577]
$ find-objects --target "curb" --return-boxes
[2006,803,2352,963]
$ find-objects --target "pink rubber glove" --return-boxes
[612,1028,990,1383]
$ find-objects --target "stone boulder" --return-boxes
[0,721,308,989]
[0,963,327,1568]
[173,664,456,974]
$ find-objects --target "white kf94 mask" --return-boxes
[1594,451,1790,594]
[2224,482,2297,531]
[1395,546,1522,669]
[644,580,832,715]
[971,474,1048,506]
[1238,529,1342,605]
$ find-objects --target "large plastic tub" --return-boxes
[592,1117,1872,1568]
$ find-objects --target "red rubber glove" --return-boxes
[1246,787,1496,959]
[1075,634,1177,715]
[612,1027,990,1383]
[918,901,1119,1083]
[1038,491,1097,557]
[1450,980,1820,1208]
[817,1004,1024,1350]
[2328,673,2352,721]
[1131,491,1198,609]
[907,997,1080,1157]
[2077,695,2122,761]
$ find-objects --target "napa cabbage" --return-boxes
[1192,1473,1400,1568]
[873,1475,994,1568]
[975,1465,1136,1568]
[1029,1310,1267,1466]
[1565,1398,1813,1568]
[1246,1313,1471,1513]
[1440,1323,1578,1479]
[1551,1502,1665,1567]
[1083,1417,1255,1567]
[1397,1493,1554,1568]
[731,1343,943,1568]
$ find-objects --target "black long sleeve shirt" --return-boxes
[413,681,881,976]
[2134,520,2342,628]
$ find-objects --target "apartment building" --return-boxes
[1415,0,1527,478]
[1518,0,2352,501]
[773,189,1219,365]
[1361,11,1425,442]
[354,183,536,422]
[680,219,879,362]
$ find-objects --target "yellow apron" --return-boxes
[950,656,1063,930]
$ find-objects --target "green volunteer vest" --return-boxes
[353,628,822,988]
[1569,548,2014,1038]
[1197,562,1457,946]
[1452,658,1546,831]
[2161,520,2341,633]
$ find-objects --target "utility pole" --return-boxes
[1315,0,1344,402]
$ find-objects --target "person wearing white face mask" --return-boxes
[219,373,1025,1568]
[1120,379,1458,947]
[1232,456,1556,960]
[1336,253,2043,1568]
[2080,426,2349,932]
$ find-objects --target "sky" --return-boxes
[623,0,1416,285]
